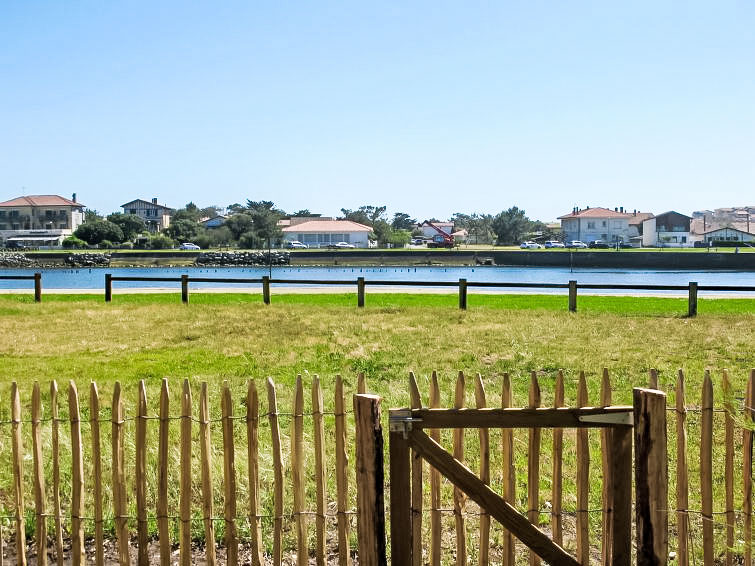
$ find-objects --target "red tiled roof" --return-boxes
[558,207,633,220]
[0,195,83,207]
[282,220,372,233]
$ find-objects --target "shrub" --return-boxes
[149,234,174,249]
[98,240,113,249]
[62,236,87,249]
[119,242,134,249]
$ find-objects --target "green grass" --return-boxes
[0,291,753,558]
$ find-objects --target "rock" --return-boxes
[194,251,290,267]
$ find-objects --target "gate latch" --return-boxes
[389,409,421,439]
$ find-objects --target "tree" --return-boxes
[291,209,320,217]
[225,213,254,240]
[453,212,495,244]
[74,220,124,245]
[387,229,411,247]
[340,205,387,226]
[391,212,416,231]
[148,234,174,249]
[245,200,284,246]
[84,209,103,222]
[107,213,147,241]
[165,219,202,242]
[172,203,202,223]
[492,207,533,245]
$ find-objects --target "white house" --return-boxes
[641,211,693,247]
[281,218,372,248]
[699,227,755,244]
[201,215,227,229]
[558,207,635,244]
[0,194,85,248]
[121,198,173,232]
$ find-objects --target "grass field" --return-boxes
[0,291,753,559]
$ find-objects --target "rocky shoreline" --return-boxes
[0,251,291,269]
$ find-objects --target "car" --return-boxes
[328,242,356,249]
[520,241,543,249]
[286,241,308,249]
[179,243,200,250]
[566,240,588,249]
[589,240,610,249]
[411,238,426,246]
[544,240,565,248]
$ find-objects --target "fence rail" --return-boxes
[0,273,41,302]
[103,274,755,316]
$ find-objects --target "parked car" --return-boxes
[286,241,308,249]
[589,240,610,249]
[566,240,588,248]
[520,241,543,249]
[544,240,565,248]
[411,238,426,246]
[179,242,200,250]
[328,242,356,249]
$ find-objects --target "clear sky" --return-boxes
[2,2,753,222]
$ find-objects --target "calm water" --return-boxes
[1,266,754,295]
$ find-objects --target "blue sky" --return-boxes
[1,2,753,221]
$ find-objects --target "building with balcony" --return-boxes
[0,194,85,248]
[121,198,173,232]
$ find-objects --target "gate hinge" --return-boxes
[389,409,422,439]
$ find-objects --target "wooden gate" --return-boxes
[386,388,668,566]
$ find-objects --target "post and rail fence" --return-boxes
[102,273,755,316]
[0,368,753,564]
[0,273,41,302]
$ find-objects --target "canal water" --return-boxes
[1,266,754,295]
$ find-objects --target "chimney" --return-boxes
[615,207,618,212]
[633,209,637,215]
[152,198,158,205]
[72,193,77,203]
[620,206,624,213]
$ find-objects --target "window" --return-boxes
[59,223,67,229]
[601,221,607,227]
[681,236,687,243]
[12,223,19,230]
[587,221,596,229]
[45,210,54,219]
[9,210,19,218]
[0,224,6,230]
[129,209,137,215]
[0,211,5,218]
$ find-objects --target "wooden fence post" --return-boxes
[568,280,577,312]
[358,277,365,307]
[50,381,65,566]
[70,381,86,566]
[610,421,633,566]
[105,273,112,302]
[262,275,271,305]
[31,383,47,566]
[181,274,189,303]
[179,380,193,566]
[90,383,104,566]
[633,387,668,566]
[222,381,238,566]
[199,383,217,566]
[389,411,411,566]
[136,381,149,566]
[11,382,27,566]
[111,383,129,566]
[34,272,41,302]
[354,394,387,566]
[157,379,171,566]
[459,278,467,310]
[688,282,698,317]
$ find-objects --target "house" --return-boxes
[281,217,372,248]
[699,226,755,245]
[558,207,637,244]
[201,215,227,229]
[641,211,693,247]
[0,194,85,248]
[121,198,173,232]
[417,221,454,239]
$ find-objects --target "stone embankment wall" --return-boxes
[0,252,36,268]
[194,251,290,266]
[64,253,111,267]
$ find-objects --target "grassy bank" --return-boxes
[0,292,753,558]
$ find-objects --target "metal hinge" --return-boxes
[578,412,634,426]
[389,409,422,438]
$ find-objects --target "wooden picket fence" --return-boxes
[0,374,368,566]
[1,368,754,565]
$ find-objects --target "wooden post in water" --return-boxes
[105,273,112,302]
[634,387,668,566]
[568,280,577,312]
[459,278,467,310]
[181,274,189,303]
[354,394,387,566]
[358,277,365,307]
[34,272,41,302]
[688,282,698,317]
[262,275,271,304]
